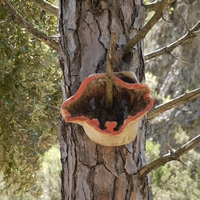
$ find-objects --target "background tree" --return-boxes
[0,0,61,198]
[0,0,199,199]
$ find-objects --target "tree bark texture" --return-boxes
[58,0,150,199]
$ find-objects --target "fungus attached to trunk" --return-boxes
[61,71,154,146]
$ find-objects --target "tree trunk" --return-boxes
[58,0,150,199]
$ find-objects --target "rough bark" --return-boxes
[58,1,150,199]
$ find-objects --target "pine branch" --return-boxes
[148,88,200,120]
[139,134,200,177]
[32,0,58,16]
[145,20,200,60]
[122,0,175,56]
[1,0,60,52]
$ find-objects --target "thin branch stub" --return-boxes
[139,134,200,177]
[106,31,117,109]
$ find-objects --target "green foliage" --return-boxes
[146,132,200,200]
[0,0,61,195]
[36,145,61,200]
[0,145,61,200]
[146,140,160,161]
[146,72,172,104]
[146,72,159,100]
[174,126,189,144]
[151,161,200,200]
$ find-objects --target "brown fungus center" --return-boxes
[65,77,150,131]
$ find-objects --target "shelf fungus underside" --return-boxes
[61,72,154,146]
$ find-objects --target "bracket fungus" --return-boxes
[61,71,154,146]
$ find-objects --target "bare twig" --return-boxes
[179,13,190,32]
[139,134,200,177]
[32,0,58,16]
[148,88,200,120]
[145,20,200,60]
[1,0,60,52]
[162,14,173,24]
[169,52,188,64]
[106,31,117,109]
[167,144,188,167]
[122,0,174,56]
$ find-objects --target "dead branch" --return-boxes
[139,134,200,177]
[1,0,60,53]
[32,0,58,16]
[148,88,200,120]
[145,20,200,60]
[106,31,117,109]
[122,0,175,56]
